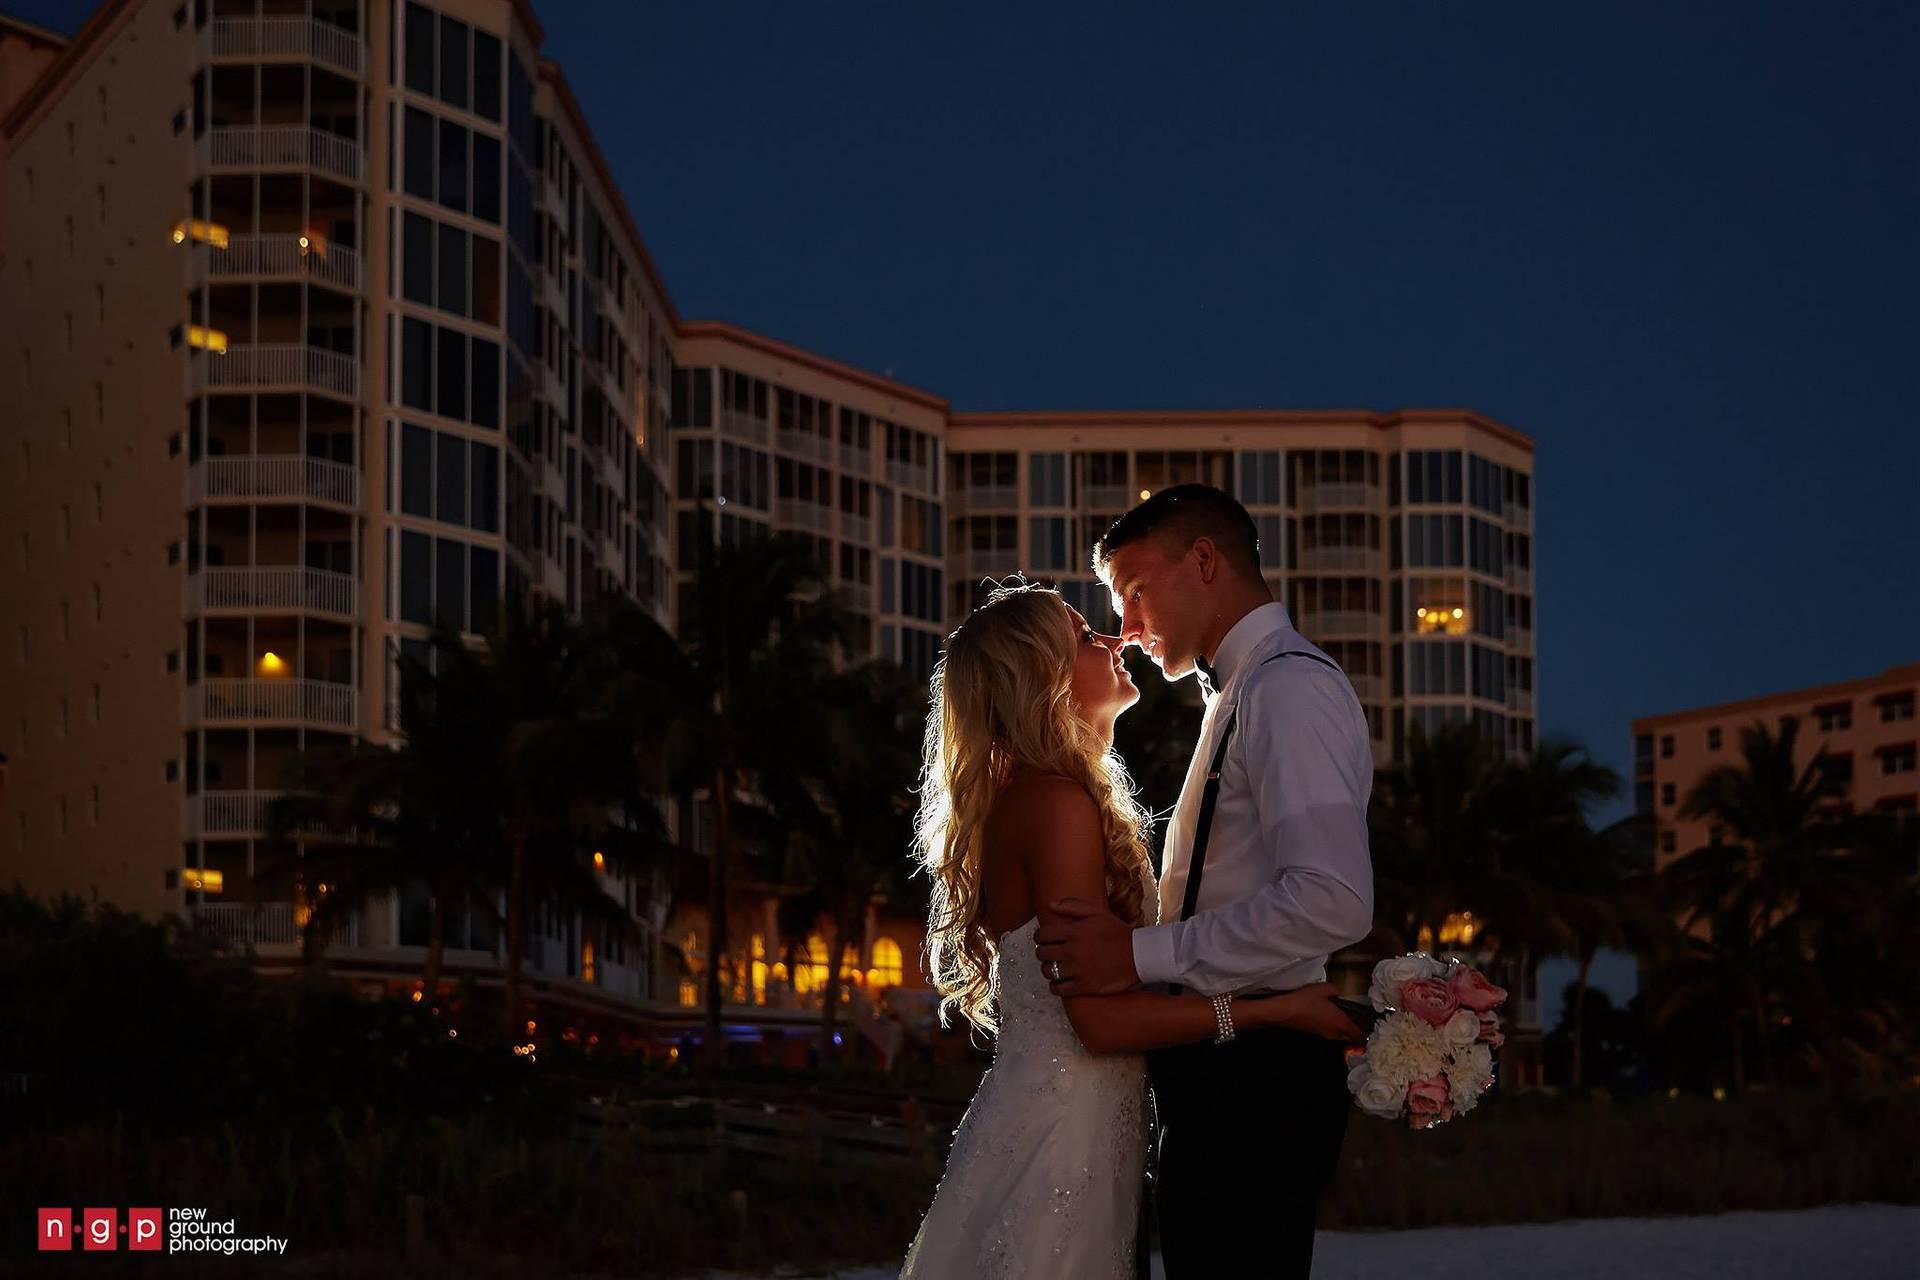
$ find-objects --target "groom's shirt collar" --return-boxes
[1207,600,1293,695]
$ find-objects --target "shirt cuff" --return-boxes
[1131,922,1179,987]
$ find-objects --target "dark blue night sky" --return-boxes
[19,1,1918,821]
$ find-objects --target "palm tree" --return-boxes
[759,659,925,1062]
[662,524,850,1070]
[1366,720,1511,953]
[1657,714,1852,1090]
[263,602,669,1038]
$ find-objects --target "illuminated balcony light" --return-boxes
[592,850,605,871]
[186,325,229,354]
[1139,489,1151,501]
[256,650,288,676]
[181,866,224,893]
[171,218,230,249]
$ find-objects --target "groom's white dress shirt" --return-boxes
[1131,601,1376,996]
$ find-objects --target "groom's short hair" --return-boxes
[1093,484,1265,583]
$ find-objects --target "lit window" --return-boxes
[868,937,904,988]
[170,218,231,249]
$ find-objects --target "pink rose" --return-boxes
[1477,1011,1505,1048]
[1407,1074,1450,1127]
[1398,977,1460,1027]
[1449,965,1508,1013]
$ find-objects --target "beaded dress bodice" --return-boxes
[898,865,1155,1278]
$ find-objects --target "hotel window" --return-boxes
[1660,829,1677,854]
[1881,692,1915,723]
[1029,453,1069,507]
[1814,702,1852,732]
[1238,451,1283,506]
[1660,782,1675,806]
[1659,734,1674,759]
[1707,726,1721,751]
[1881,744,1917,776]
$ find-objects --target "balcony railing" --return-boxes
[887,460,935,492]
[196,234,363,290]
[1296,546,1383,574]
[964,548,1021,575]
[190,901,298,946]
[183,790,283,838]
[188,901,362,949]
[838,445,872,475]
[1510,688,1535,713]
[197,126,362,183]
[1349,673,1383,701]
[1509,626,1535,650]
[188,455,360,507]
[1507,565,1533,591]
[204,17,366,76]
[950,485,1018,514]
[839,582,874,612]
[1295,610,1380,637]
[773,500,835,533]
[1081,483,1132,510]
[184,678,357,731]
[1299,481,1381,512]
[190,344,359,400]
[777,430,833,464]
[719,410,770,444]
[841,513,873,543]
[185,566,357,619]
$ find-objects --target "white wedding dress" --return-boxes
[899,867,1153,1279]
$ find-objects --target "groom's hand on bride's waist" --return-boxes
[1034,897,1140,996]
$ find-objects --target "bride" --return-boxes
[898,583,1340,1278]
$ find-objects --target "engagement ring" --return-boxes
[1046,961,1063,982]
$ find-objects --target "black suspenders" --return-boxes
[1164,649,1341,997]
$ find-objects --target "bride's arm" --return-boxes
[1010,777,1327,1055]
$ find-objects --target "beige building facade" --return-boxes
[2,0,1539,1052]
[1634,662,1919,870]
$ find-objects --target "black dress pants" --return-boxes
[1144,1024,1351,1279]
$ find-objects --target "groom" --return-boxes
[1035,484,1376,1279]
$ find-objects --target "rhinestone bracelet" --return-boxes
[1211,993,1235,1045]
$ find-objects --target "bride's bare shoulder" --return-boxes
[988,771,1102,858]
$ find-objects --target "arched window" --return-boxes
[869,937,904,987]
[794,934,829,994]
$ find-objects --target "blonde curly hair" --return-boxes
[912,581,1153,1036]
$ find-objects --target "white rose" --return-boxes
[1442,1008,1481,1049]
[1369,953,1447,1010]
[1347,1059,1404,1119]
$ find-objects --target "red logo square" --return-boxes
[83,1207,118,1251]
[36,1208,71,1251]
[129,1207,164,1251]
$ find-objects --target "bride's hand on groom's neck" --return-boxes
[1033,897,1140,997]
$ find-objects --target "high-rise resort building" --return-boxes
[1634,662,1919,872]
[1,0,1538,1061]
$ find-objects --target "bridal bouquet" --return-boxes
[1343,954,1507,1129]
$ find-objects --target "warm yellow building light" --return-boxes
[171,218,231,249]
[1452,608,1464,620]
[187,325,229,354]
[256,650,287,676]
[592,850,605,871]
[181,866,224,893]
[870,937,904,988]
[1438,911,1478,946]
[1139,489,1151,501]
